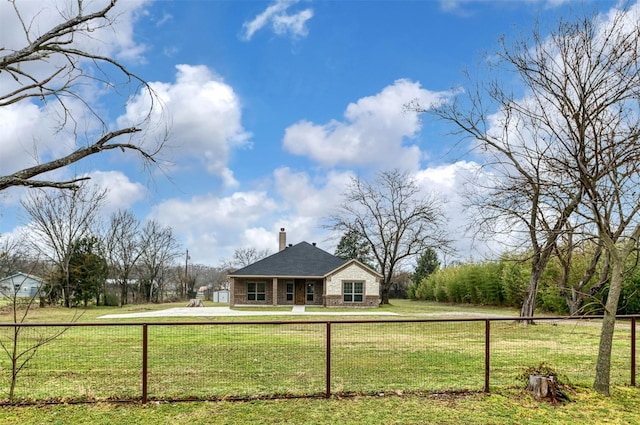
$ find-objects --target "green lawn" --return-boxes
[0,299,521,322]
[0,388,639,425]
[0,300,638,424]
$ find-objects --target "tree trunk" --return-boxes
[594,261,625,395]
[520,263,545,323]
[9,327,19,402]
[120,280,127,307]
[527,375,568,403]
[566,288,582,316]
[64,286,71,308]
[380,281,390,305]
[527,375,553,400]
[186,299,203,307]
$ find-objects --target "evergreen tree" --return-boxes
[334,229,374,269]
[412,248,440,287]
[69,237,108,307]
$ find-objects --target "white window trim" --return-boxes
[343,281,364,303]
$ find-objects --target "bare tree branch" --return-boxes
[0,0,165,191]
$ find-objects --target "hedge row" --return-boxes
[408,257,640,315]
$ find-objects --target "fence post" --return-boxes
[142,324,148,403]
[326,321,331,398]
[484,320,490,392]
[632,317,636,387]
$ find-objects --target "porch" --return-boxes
[230,277,324,307]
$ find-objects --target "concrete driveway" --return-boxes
[98,305,398,319]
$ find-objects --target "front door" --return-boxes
[294,280,305,305]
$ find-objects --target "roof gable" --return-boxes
[230,242,347,277]
[0,272,46,285]
[329,259,383,278]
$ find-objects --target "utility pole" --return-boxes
[185,249,189,279]
[184,249,190,298]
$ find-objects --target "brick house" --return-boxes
[228,229,381,308]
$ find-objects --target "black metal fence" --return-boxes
[0,316,637,404]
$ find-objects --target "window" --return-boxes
[306,282,314,302]
[286,282,294,301]
[247,282,266,301]
[343,281,364,303]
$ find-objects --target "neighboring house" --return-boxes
[228,229,381,308]
[0,272,45,298]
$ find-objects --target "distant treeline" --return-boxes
[408,254,640,315]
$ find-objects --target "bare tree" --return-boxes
[0,235,30,279]
[220,247,272,271]
[419,51,584,322]
[0,0,165,191]
[0,256,80,402]
[423,5,640,394]
[503,7,640,395]
[553,228,610,316]
[326,169,450,304]
[21,184,107,307]
[102,209,142,306]
[139,220,181,303]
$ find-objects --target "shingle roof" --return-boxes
[229,242,347,277]
[0,272,46,284]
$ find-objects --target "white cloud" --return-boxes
[273,167,352,217]
[239,227,279,254]
[0,97,103,179]
[85,171,147,214]
[119,64,250,187]
[241,0,313,41]
[141,161,503,266]
[147,191,278,264]
[0,102,45,175]
[283,79,454,170]
[413,161,505,261]
[144,167,352,265]
[439,0,573,15]
[0,1,151,86]
[272,169,353,251]
[0,0,155,184]
[272,8,314,37]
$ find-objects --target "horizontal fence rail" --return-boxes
[0,316,637,404]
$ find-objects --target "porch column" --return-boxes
[272,277,278,306]
[229,277,235,307]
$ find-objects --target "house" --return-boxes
[228,229,381,308]
[0,272,45,298]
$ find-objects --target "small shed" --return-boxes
[213,290,230,303]
[0,272,45,298]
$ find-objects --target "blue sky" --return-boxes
[0,0,626,267]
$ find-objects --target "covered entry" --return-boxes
[294,279,305,305]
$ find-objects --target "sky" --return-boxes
[0,0,629,268]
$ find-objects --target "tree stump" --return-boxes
[528,375,553,400]
[186,299,204,307]
[527,375,568,403]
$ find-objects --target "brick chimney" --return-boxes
[278,228,286,251]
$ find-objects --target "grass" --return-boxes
[0,388,639,424]
[307,299,520,317]
[0,299,521,322]
[0,300,638,424]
